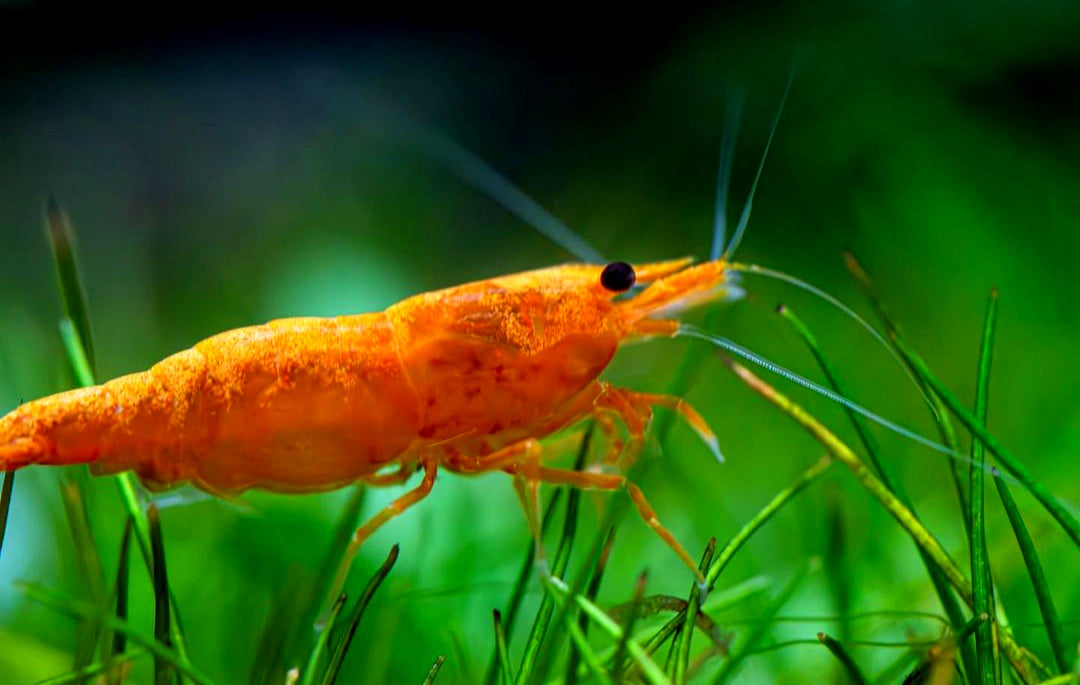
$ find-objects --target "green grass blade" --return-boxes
[954,612,991,646]
[923,565,979,683]
[58,319,94,388]
[543,575,671,685]
[711,564,810,684]
[56,482,103,593]
[564,525,615,685]
[824,488,852,644]
[817,632,867,685]
[890,335,1079,547]
[0,471,14,562]
[673,539,716,683]
[1033,676,1080,685]
[301,594,346,685]
[492,610,513,685]
[842,251,969,532]
[113,473,154,571]
[105,519,133,685]
[559,611,613,685]
[148,504,176,685]
[706,455,832,589]
[18,581,216,685]
[250,575,310,685]
[58,473,107,673]
[483,488,564,685]
[612,571,648,682]
[971,289,999,685]
[114,470,193,676]
[992,469,1070,674]
[310,483,366,620]
[541,433,675,683]
[254,483,366,680]
[420,656,446,685]
[35,648,146,685]
[246,483,366,684]
[723,360,1041,683]
[58,301,190,667]
[616,582,757,681]
[777,305,892,487]
[513,491,579,684]
[59,318,155,561]
[514,436,588,685]
[777,304,977,678]
[45,197,95,372]
[58,318,110,675]
[319,543,399,685]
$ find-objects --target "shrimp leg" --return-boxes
[324,459,438,612]
[504,463,707,588]
[597,388,721,468]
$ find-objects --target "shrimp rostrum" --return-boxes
[0,256,735,587]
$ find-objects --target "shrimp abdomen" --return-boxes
[1,313,423,494]
[185,313,421,493]
[0,384,141,471]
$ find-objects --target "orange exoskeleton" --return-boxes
[0,255,737,598]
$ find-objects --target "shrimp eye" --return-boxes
[600,261,636,292]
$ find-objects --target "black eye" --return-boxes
[600,261,636,292]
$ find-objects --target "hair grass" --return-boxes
[776,302,979,677]
[815,631,867,685]
[970,289,999,685]
[0,471,14,565]
[5,191,1074,684]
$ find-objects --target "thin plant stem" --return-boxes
[890,335,1079,547]
[723,359,1036,683]
[18,581,215,685]
[992,469,1070,675]
[971,289,999,685]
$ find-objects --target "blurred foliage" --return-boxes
[1,2,1078,683]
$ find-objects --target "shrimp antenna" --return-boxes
[720,70,795,262]
[709,92,744,261]
[727,262,931,408]
[676,324,966,461]
[385,121,606,264]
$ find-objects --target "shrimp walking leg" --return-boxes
[593,410,626,465]
[627,392,716,449]
[505,441,549,568]
[446,437,568,573]
[594,387,720,468]
[324,460,438,611]
[504,463,706,587]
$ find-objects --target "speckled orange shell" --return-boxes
[0,258,733,494]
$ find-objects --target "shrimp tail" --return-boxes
[0,386,117,471]
[0,435,48,470]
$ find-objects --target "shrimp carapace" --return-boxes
[0,257,737,496]
[1,254,743,601]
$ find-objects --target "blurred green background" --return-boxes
[1,3,1077,683]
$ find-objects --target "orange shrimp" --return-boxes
[0,256,734,591]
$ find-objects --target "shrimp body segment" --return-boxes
[0,258,735,498]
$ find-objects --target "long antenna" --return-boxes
[677,324,969,461]
[721,70,795,262]
[385,121,605,264]
[728,262,933,402]
[709,92,744,261]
